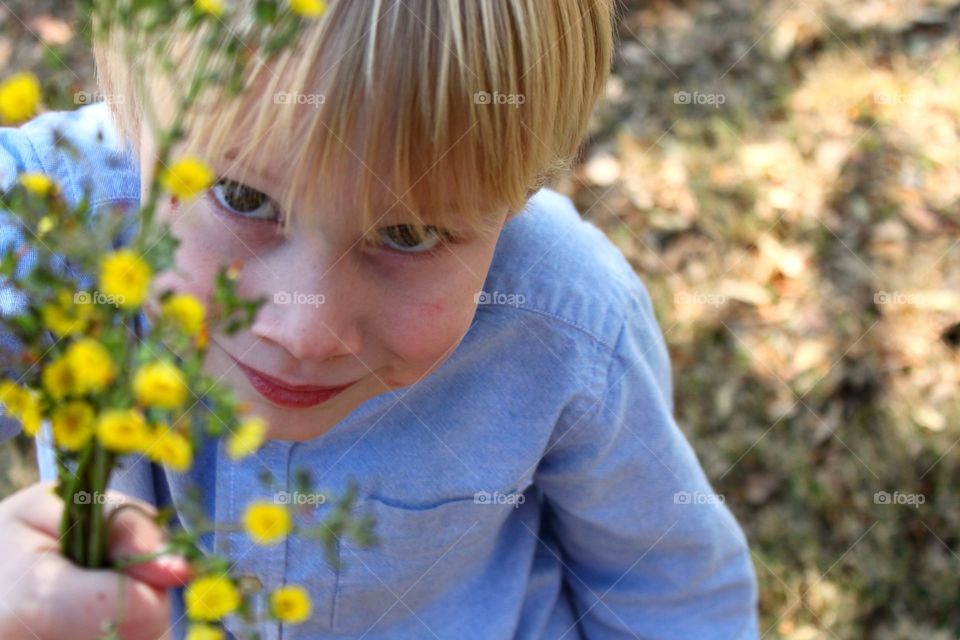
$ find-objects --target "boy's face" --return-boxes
[139,129,508,441]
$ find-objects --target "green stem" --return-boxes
[60,443,95,566]
[135,41,213,249]
[87,444,113,568]
[111,546,169,570]
[72,504,87,566]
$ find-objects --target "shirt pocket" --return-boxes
[332,481,533,634]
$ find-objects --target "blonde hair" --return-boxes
[94,0,615,238]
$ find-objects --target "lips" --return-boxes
[230,356,356,409]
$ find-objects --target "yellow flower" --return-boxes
[243,501,292,546]
[133,360,188,410]
[96,408,150,454]
[160,157,214,200]
[41,289,95,337]
[289,0,327,18]
[0,72,41,125]
[100,249,152,310]
[19,403,41,436]
[37,216,56,237]
[148,425,193,472]
[195,0,225,17]
[51,401,95,451]
[0,381,23,404]
[196,323,209,350]
[186,624,225,640]
[269,585,311,624]
[18,172,57,198]
[185,574,241,622]
[226,415,266,460]
[0,381,42,437]
[162,293,206,337]
[42,356,78,400]
[65,339,116,394]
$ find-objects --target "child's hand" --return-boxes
[0,481,192,640]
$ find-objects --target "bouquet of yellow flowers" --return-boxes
[0,1,372,638]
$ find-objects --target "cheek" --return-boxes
[380,293,476,371]
[146,200,228,316]
[150,248,218,300]
[374,241,499,376]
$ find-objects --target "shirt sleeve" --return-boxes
[0,110,156,510]
[534,280,759,639]
[0,121,43,444]
[0,122,56,473]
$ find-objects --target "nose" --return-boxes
[249,270,364,363]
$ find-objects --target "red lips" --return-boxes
[231,357,356,409]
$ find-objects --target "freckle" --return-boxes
[97,591,106,602]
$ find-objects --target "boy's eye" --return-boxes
[208,180,454,255]
[211,179,279,222]
[376,224,448,254]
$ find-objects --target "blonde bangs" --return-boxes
[94,0,614,237]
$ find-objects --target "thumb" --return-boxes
[105,499,193,589]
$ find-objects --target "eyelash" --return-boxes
[207,179,459,259]
[372,226,458,261]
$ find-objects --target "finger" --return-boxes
[9,482,191,590]
[5,481,65,540]
[116,552,193,590]
[104,496,193,589]
[19,552,172,640]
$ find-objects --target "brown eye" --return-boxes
[211,179,278,221]
[377,224,446,253]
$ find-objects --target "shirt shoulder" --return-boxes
[0,105,140,443]
[481,187,658,352]
[1,102,139,209]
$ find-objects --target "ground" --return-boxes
[1,1,958,638]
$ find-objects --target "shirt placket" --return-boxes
[223,439,294,640]
[279,440,342,638]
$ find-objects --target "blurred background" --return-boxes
[1,1,958,638]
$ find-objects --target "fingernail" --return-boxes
[155,554,190,573]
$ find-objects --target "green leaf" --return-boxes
[255,0,280,23]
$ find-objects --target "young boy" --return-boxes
[0,1,759,638]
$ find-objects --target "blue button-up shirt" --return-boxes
[1,103,759,639]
